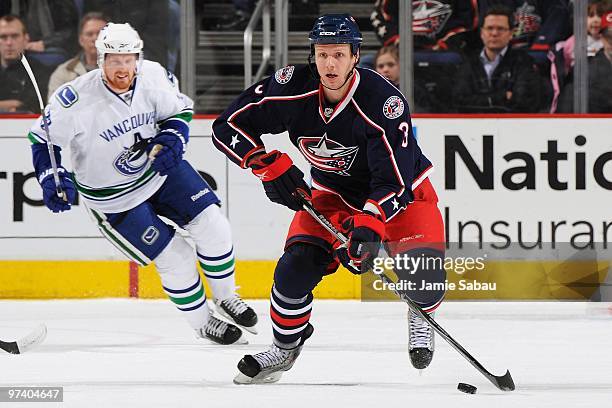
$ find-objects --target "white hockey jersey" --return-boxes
[28,60,194,213]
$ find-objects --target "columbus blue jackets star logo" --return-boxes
[412,0,452,38]
[298,134,359,176]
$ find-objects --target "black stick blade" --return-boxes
[0,340,20,354]
[490,370,515,391]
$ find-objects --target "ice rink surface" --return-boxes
[1,299,611,408]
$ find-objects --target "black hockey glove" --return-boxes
[249,150,311,211]
[146,130,185,175]
[336,213,385,275]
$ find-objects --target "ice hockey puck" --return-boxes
[457,383,477,394]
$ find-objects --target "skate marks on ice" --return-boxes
[1,300,612,407]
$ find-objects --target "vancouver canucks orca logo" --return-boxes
[298,133,358,176]
[113,133,150,176]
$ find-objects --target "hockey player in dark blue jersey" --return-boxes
[213,14,447,384]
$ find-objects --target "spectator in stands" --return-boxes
[369,1,479,112]
[47,13,108,99]
[555,0,610,68]
[21,0,79,65]
[83,0,170,68]
[587,11,612,112]
[372,44,443,112]
[375,45,400,86]
[370,0,479,51]
[548,0,611,112]
[0,15,49,113]
[587,0,610,55]
[480,0,570,51]
[452,5,542,112]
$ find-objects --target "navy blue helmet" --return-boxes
[308,14,362,56]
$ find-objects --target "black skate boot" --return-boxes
[215,295,258,334]
[233,323,314,384]
[196,314,246,345]
[408,309,435,369]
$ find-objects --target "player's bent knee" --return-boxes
[274,243,333,298]
[393,247,446,308]
[184,204,232,246]
[154,234,196,279]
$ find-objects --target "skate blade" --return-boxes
[233,333,249,345]
[196,333,249,346]
[233,371,282,385]
[216,308,258,335]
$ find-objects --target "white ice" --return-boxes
[1,300,611,408]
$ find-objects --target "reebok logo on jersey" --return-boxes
[383,96,404,119]
[191,188,210,202]
[298,133,358,176]
[400,234,425,242]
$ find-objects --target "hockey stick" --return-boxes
[296,192,515,392]
[0,324,47,354]
[20,54,66,201]
[148,144,163,161]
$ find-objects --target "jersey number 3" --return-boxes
[399,122,410,148]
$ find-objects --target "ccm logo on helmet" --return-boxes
[319,31,337,36]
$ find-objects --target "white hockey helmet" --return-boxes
[95,23,143,69]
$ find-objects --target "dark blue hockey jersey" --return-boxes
[212,65,433,222]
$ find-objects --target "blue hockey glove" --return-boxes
[336,213,385,274]
[39,167,77,213]
[147,130,185,175]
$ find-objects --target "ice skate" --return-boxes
[214,295,258,334]
[408,309,435,369]
[233,323,314,384]
[196,314,247,345]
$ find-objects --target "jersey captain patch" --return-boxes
[55,85,78,108]
[383,95,404,119]
[298,133,358,176]
[274,65,295,84]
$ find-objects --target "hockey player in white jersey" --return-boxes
[27,23,257,345]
